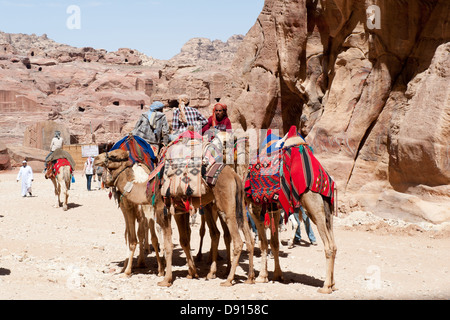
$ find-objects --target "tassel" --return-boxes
[163,206,168,217]
[170,203,175,215]
[165,186,171,198]
[199,205,205,216]
[201,164,207,177]
[186,185,193,197]
[108,191,112,199]
[152,194,156,206]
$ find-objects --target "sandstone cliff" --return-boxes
[221,0,449,223]
[0,32,241,147]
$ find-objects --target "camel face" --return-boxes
[95,149,129,168]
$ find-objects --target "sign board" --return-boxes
[81,145,99,158]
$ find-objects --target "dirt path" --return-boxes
[1,171,449,300]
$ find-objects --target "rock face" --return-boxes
[221,0,450,223]
[0,32,242,147]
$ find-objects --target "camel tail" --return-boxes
[323,196,334,232]
[63,166,71,190]
[234,174,244,229]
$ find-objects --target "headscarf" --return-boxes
[55,131,61,138]
[212,103,227,126]
[178,94,190,124]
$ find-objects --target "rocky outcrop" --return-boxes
[0,32,241,146]
[153,35,244,111]
[222,0,450,223]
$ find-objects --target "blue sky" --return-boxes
[0,0,264,60]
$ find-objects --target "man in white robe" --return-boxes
[17,160,34,197]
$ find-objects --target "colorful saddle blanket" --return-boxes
[111,135,156,171]
[161,136,206,198]
[53,158,72,175]
[279,143,335,216]
[244,131,282,204]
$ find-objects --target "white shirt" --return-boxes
[50,137,63,151]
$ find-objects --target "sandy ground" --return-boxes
[1,170,449,300]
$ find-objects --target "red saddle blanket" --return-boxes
[244,154,281,204]
[279,144,335,216]
[53,158,72,176]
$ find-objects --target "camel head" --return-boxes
[94,149,131,170]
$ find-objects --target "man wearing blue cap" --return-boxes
[132,101,169,155]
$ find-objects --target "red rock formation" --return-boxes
[222,0,450,223]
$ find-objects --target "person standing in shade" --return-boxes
[17,160,34,197]
[82,156,95,191]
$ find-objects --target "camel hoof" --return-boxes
[220,281,233,287]
[273,274,284,283]
[206,272,216,280]
[157,280,172,287]
[120,273,131,279]
[244,279,255,285]
[317,287,333,294]
[255,276,268,283]
[63,205,68,211]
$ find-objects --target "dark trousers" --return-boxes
[86,174,93,191]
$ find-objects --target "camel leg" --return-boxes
[204,205,220,280]
[136,216,147,269]
[63,189,68,211]
[249,205,270,283]
[157,213,173,287]
[241,211,255,284]
[269,209,283,282]
[119,199,138,277]
[149,218,164,276]
[174,213,198,280]
[301,191,337,294]
[217,213,231,275]
[52,179,61,208]
[217,210,243,287]
[196,214,206,262]
[287,213,299,248]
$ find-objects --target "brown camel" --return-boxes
[159,135,255,287]
[233,129,337,293]
[94,150,166,278]
[45,161,71,211]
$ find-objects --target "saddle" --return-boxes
[161,137,206,199]
[244,130,283,205]
[111,134,156,171]
[45,158,73,180]
[279,126,335,216]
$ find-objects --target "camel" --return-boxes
[232,128,337,293]
[206,130,285,284]
[45,160,71,211]
[94,150,165,278]
[157,134,255,287]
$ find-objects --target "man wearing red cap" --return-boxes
[202,102,232,136]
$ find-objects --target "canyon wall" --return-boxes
[221,0,449,223]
